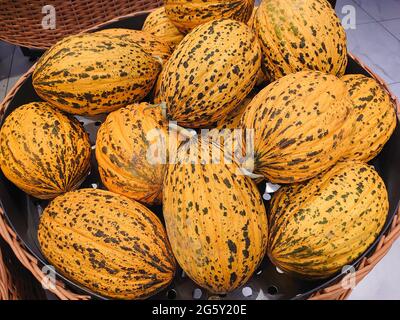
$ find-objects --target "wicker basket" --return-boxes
[0,0,163,50]
[0,3,399,300]
[0,238,46,300]
[0,242,18,300]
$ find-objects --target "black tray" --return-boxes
[0,12,399,300]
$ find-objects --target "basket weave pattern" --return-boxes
[0,244,18,300]
[0,0,163,49]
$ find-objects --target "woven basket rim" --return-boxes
[0,1,163,50]
[0,17,399,299]
[0,245,19,300]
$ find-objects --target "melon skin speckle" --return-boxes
[0,102,91,199]
[33,33,161,116]
[163,137,268,293]
[156,19,262,128]
[268,161,388,279]
[164,0,255,33]
[254,0,348,81]
[38,188,176,299]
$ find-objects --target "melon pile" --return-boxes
[0,0,397,299]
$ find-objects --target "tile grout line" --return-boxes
[353,1,379,24]
[377,21,400,43]
[350,0,400,60]
[341,2,400,51]
[355,20,384,26]
[336,2,377,26]
[376,17,400,23]
[349,0,400,27]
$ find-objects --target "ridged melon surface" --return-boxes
[163,137,268,293]
[142,7,185,48]
[156,19,261,128]
[0,102,90,199]
[268,161,388,278]
[240,71,354,183]
[38,188,176,299]
[341,74,397,162]
[33,33,161,115]
[254,0,347,81]
[97,28,173,64]
[164,0,255,33]
[96,103,168,205]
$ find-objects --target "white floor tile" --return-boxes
[381,18,400,40]
[6,47,34,92]
[336,0,376,24]
[346,22,400,84]
[354,0,400,21]
[349,239,400,300]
